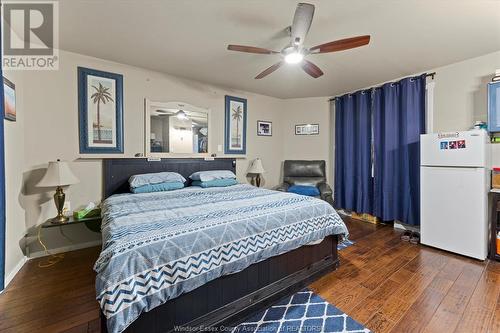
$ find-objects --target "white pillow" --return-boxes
[129,172,186,189]
[189,170,236,182]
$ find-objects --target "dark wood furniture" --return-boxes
[489,190,500,261]
[100,158,340,333]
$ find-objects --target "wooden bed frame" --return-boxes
[100,158,339,333]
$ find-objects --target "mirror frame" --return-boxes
[144,99,211,158]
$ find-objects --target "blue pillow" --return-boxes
[131,181,184,194]
[191,179,238,188]
[288,185,320,196]
[189,170,236,182]
[129,172,186,189]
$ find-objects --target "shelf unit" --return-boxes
[41,215,101,233]
[489,191,500,261]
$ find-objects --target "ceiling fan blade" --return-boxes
[309,35,371,53]
[301,59,323,78]
[227,45,278,54]
[291,3,315,46]
[255,61,283,79]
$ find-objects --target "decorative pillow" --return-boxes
[189,170,236,182]
[191,179,238,188]
[131,181,185,194]
[287,185,320,196]
[129,172,186,189]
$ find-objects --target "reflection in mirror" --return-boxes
[148,102,208,154]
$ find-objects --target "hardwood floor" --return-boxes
[310,218,500,332]
[0,246,101,333]
[1,217,499,332]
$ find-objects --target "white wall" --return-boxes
[430,51,500,164]
[432,51,500,132]
[281,97,332,181]
[3,70,27,286]
[7,49,285,269]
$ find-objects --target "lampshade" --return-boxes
[36,160,80,187]
[248,158,265,174]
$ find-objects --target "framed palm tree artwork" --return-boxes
[224,95,247,154]
[78,67,123,154]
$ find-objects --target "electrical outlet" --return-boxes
[218,144,223,152]
[63,201,71,216]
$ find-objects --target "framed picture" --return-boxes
[295,123,319,135]
[78,67,124,154]
[488,81,500,132]
[3,77,16,121]
[224,95,247,154]
[257,120,272,136]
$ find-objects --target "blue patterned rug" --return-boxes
[232,289,370,333]
[337,239,355,251]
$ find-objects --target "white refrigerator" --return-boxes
[420,130,490,260]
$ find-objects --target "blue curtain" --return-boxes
[373,74,426,226]
[0,24,5,290]
[334,90,373,214]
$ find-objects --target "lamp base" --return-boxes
[50,214,69,224]
[249,174,262,187]
[256,174,262,187]
[51,186,68,224]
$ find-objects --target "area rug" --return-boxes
[232,289,370,333]
[337,239,355,251]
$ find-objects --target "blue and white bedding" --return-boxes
[95,184,348,333]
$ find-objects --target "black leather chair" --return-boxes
[276,160,333,205]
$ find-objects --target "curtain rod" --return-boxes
[328,72,436,102]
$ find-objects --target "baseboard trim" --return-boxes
[29,240,102,259]
[4,255,28,289]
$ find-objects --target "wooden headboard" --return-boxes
[103,158,237,198]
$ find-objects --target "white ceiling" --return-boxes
[59,0,500,99]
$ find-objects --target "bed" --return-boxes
[98,158,348,333]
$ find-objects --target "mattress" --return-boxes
[95,184,348,333]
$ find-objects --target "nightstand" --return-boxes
[41,215,102,233]
[37,215,102,265]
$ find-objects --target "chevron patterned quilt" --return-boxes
[95,184,348,333]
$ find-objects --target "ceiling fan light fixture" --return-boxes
[226,3,370,79]
[284,52,303,64]
[176,110,188,120]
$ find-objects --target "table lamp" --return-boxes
[248,158,265,187]
[37,159,80,224]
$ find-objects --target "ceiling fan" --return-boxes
[227,3,370,79]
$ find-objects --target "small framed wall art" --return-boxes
[224,95,247,154]
[78,67,124,154]
[257,120,272,136]
[295,123,319,135]
[3,77,16,121]
[488,81,500,132]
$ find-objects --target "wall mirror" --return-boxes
[145,100,210,156]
